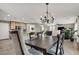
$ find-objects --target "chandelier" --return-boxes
[40,3,54,24]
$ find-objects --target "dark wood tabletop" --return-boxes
[25,36,58,55]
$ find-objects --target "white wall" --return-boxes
[57,24,74,28]
[0,22,9,40]
[55,16,76,24]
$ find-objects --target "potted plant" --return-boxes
[64,28,71,39]
[70,28,78,42]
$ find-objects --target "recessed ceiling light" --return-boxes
[7,14,11,17]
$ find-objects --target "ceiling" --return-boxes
[0,3,79,24]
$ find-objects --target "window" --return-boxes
[0,22,9,40]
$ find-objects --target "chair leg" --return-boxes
[60,48,62,55]
[62,48,64,54]
[60,48,64,55]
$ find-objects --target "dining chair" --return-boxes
[45,31,52,36]
[36,31,43,39]
[17,29,32,55]
[47,33,64,55]
[29,32,37,40]
[18,28,43,55]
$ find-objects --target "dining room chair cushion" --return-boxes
[47,46,62,55]
[47,43,57,54]
[28,48,43,55]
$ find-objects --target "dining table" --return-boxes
[25,36,58,55]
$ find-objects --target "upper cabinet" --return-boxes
[10,21,26,30]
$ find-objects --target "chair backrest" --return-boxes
[55,33,64,55]
[45,31,52,36]
[29,32,35,39]
[18,29,32,55]
[55,34,60,55]
[37,32,43,38]
[59,33,64,46]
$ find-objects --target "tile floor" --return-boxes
[64,39,79,55]
[0,39,16,55]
